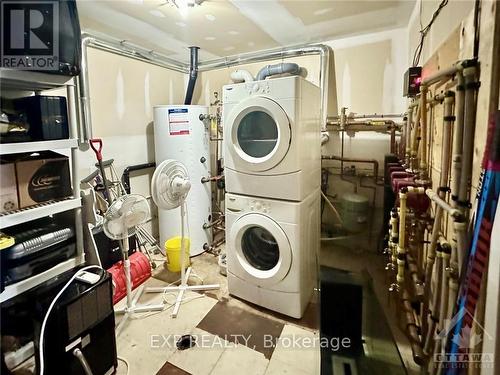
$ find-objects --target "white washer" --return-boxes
[225,190,320,318]
[223,76,321,201]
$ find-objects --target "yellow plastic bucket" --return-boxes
[164,236,191,272]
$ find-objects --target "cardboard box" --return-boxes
[15,152,72,208]
[0,163,19,213]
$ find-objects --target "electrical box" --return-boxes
[403,67,422,97]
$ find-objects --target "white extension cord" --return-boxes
[38,265,102,375]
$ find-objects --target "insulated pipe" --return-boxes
[424,242,443,356]
[255,62,300,81]
[410,104,421,172]
[457,64,479,213]
[184,46,200,105]
[451,70,465,206]
[423,91,455,297]
[197,44,333,130]
[405,109,413,166]
[439,239,452,329]
[418,85,429,181]
[425,189,463,220]
[230,69,254,83]
[422,64,461,87]
[422,91,455,345]
[396,188,408,289]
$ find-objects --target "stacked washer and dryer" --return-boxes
[223,73,321,318]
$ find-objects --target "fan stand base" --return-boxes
[115,285,165,335]
[145,267,220,318]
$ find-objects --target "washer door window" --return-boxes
[227,97,291,172]
[230,213,292,286]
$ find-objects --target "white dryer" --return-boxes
[225,189,320,318]
[223,76,321,201]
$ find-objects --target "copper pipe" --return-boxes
[328,113,405,120]
[401,290,425,366]
[322,155,380,184]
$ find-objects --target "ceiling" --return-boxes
[77,0,415,62]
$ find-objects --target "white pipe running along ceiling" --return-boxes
[77,0,415,62]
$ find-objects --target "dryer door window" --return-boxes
[230,213,292,286]
[237,111,278,158]
[227,97,291,172]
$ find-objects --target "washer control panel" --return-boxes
[249,199,271,214]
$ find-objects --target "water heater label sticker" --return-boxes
[168,108,190,135]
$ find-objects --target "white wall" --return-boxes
[407,0,475,66]
[196,27,409,209]
[77,47,185,238]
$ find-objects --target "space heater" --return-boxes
[33,270,117,375]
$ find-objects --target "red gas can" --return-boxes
[107,251,152,304]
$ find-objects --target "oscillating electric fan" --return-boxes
[103,194,164,333]
[145,159,219,318]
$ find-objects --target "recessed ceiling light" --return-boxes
[149,9,165,18]
[223,46,235,51]
[204,36,216,41]
[314,8,333,16]
[228,30,239,35]
[205,14,216,21]
[175,21,187,27]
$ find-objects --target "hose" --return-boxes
[73,348,94,375]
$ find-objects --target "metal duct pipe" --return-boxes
[230,69,254,83]
[255,62,300,81]
[82,33,187,73]
[78,33,189,142]
[185,46,200,105]
[78,35,94,143]
[197,43,333,130]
